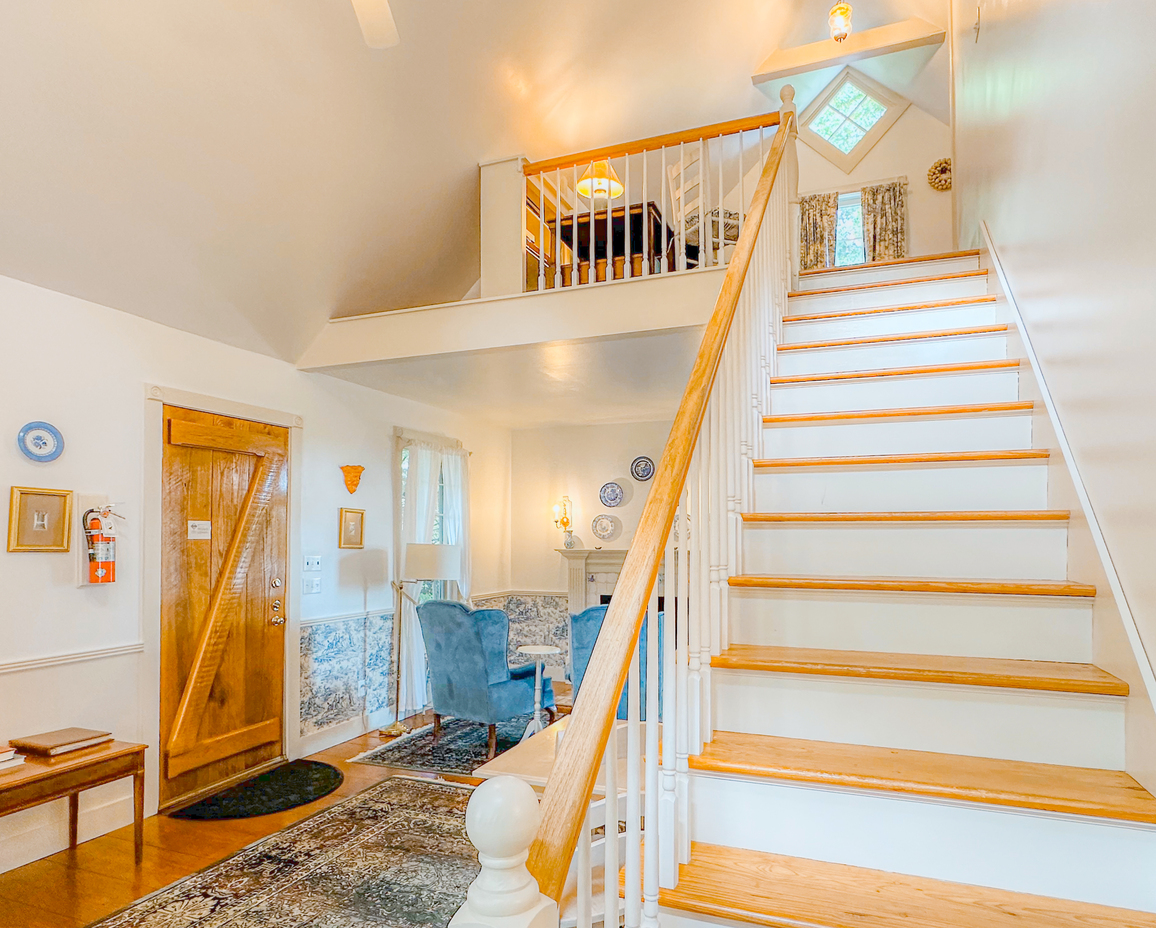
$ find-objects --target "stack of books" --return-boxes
[8,728,113,759]
[0,746,23,772]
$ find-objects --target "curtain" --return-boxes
[799,192,839,271]
[398,441,441,718]
[861,181,907,263]
[440,448,471,602]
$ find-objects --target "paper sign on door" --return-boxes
[187,520,212,540]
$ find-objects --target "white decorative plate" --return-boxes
[599,482,624,507]
[17,421,64,463]
[630,456,655,481]
[591,514,615,540]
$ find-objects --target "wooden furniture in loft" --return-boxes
[0,741,146,862]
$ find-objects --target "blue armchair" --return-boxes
[570,605,663,720]
[417,600,556,758]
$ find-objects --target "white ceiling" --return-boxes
[0,0,948,362]
[323,328,705,428]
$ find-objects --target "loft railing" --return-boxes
[522,111,784,292]
[451,86,798,928]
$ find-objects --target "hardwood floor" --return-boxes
[0,713,479,928]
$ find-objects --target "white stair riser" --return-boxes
[753,462,1049,512]
[763,413,1033,457]
[788,275,990,315]
[795,255,982,290]
[727,587,1093,662]
[777,333,1008,376]
[740,522,1069,580]
[711,669,1125,768]
[688,774,1156,913]
[782,302,999,342]
[770,370,1021,415]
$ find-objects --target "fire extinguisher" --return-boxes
[83,506,120,584]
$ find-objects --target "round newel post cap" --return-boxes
[780,84,796,106]
[465,776,541,860]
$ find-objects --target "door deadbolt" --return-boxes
[271,600,282,611]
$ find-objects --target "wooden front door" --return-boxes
[160,405,289,809]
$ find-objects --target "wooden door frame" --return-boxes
[141,385,304,818]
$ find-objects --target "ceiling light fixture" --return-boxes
[828,3,853,42]
[576,160,625,201]
[351,0,400,48]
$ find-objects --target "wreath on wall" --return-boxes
[928,158,952,191]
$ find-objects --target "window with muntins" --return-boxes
[808,81,888,155]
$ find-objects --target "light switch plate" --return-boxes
[304,555,322,571]
[303,576,322,594]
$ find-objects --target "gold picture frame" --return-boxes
[338,507,365,549]
[8,486,73,552]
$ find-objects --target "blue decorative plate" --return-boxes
[17,421,64,462]
[630,456,655,481]
[591,514,616,540]
[599,482,624,508]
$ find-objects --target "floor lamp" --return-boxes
[381,542,462,737]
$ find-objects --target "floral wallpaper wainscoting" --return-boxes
[299,611,394,737]
[472,593,570,671]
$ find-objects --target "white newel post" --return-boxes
[779,85,801,296]
[450,777,560,928]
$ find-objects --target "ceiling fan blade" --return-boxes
[350,0,400,48]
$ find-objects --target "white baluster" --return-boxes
[643,579,661,926]
[697,138,706,270]
[703,395,718,745]
[450,777,559,928]
[687,443,704,756]
[659,518,679,885]
[603,719,619,928]
[660,144,668,275]
[538,173,547,292]
[642,148,650,276]
[625,638,641,928]
[717,132,724,266]
[624,154,631,280]
[577,805,591,928]
[675,488,691,863]
[572,163,580,288]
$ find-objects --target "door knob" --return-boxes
[271,614,285,626]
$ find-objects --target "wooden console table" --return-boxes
[0,741,146,862]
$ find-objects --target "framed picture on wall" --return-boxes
[8,486,73,552]
[339,507,365,549]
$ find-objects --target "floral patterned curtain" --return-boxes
[861,181,907,263]
[799,192,840,271]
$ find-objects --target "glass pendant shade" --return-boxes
[576,160,624,200]
[828,2,853,42]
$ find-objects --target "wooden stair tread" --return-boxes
[779,324,1008,352]
[729,575,1096,597]
[754,449,1049,468]
[798,249,982,277]
[691,733,1156,825]
[741,510,1069,523]
[711,644,1127,696]
[649,841,1156,928]
[789,269,987,298]
[783,295,997,323]
[764,401,1033,424]
[770,359,1021,385]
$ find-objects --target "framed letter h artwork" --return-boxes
[8,487,73,552]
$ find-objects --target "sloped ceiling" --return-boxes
[0,0,947,361]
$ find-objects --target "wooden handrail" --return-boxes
[522,111,783,176]
[525,111,795,901]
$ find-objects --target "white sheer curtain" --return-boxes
[441,448,471,602]
[398,441,441,718]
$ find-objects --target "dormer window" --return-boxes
[800,67,909,172]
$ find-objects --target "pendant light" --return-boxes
[576,160,625,201]
[828,3,853,42]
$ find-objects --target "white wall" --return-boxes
[798,103,954,258]
[503,421,672,594]
[951,0,1156,786]
[0,273,511,871]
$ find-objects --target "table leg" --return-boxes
[133,769,144,865]
[68,793,79,849]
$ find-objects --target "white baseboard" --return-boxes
[0,789,134,874]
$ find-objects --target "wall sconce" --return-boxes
[553,496,574,549]
[576,160,624,201]
[828,2,853,42]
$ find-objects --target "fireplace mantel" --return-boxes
[556,548,628,614]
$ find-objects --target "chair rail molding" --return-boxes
[0,642,144,676]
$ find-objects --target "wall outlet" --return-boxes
[304,555,322,571]
[303,576,322,594]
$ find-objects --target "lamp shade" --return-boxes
[828,2,853,42]
[404,543,462,582]
[576,160,624,200]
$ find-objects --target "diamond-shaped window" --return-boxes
[808,79,889,155]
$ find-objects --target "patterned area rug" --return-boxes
[93,777,477,928]
[352,716,531,775]
[170,760,343,820]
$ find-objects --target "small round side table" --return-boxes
[515,644,561,742]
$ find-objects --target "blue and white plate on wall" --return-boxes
[591,514,616,540]
[599,482,624,508]
[630,456,655,481]
[17,421,64,463]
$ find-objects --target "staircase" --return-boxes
[657,252,1156,926]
